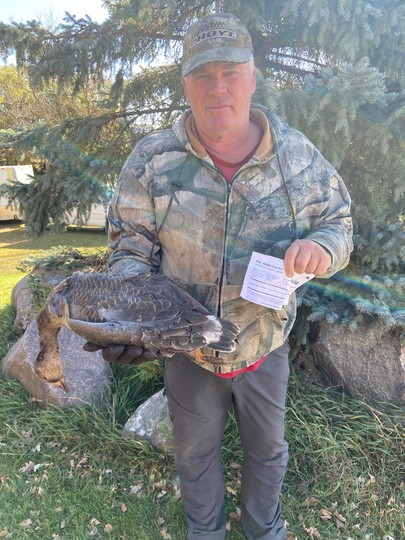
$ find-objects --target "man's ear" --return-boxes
[182,77,188,99]
[251,67,257,95]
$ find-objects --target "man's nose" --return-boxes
[208,75,227,94]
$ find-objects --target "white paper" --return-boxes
[240,252,314,310]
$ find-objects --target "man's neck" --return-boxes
[196,117,262,164]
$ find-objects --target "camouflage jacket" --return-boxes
[108,106,353,374]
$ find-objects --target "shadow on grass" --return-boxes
[0,221,107,252]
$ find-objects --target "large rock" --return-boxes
[2,320,113,408]
[300,320,405,405]
[11,270,67,331]
[123,388,174,455]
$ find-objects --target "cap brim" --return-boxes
[182,47,252,77]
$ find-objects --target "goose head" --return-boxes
[34,348,68,392]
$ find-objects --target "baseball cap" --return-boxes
[181,13,253,77]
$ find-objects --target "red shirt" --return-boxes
[215,355,266,378]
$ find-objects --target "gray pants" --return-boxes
[164,343,290,540]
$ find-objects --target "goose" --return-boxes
[34,272,240,392]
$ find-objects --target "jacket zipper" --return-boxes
[216,180,233,319]
[199,156,260,319]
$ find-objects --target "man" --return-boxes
[94,12,353,540]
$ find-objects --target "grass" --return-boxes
[0,221,107,308]
[0,221,404,539]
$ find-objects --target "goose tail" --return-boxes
[202,316,240,352]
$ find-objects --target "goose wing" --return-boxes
[63,272,212,325]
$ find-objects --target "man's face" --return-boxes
[182,61,256,140]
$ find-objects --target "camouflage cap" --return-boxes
[182,13,253,77]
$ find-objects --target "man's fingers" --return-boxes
[284,242,301,277]
[313,257,331,276]
[115,345,144,364]
[284,240,331,277]
[291,248,312,275]
[83,342,103,352]
[83,342,156,365]
[101,344,126,362]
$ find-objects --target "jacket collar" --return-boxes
[173,106,282,163]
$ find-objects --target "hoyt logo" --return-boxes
[190,27,238,48]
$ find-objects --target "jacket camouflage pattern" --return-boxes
[108,106,353,374]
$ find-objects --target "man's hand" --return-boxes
[284,239,332,278]
[83,342,157,365]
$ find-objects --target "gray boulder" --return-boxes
[298,320,405,405]
[123,388,174,455]
[2,320,112,408]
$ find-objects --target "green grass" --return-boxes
[0,221,107,307]
[0,221,404,539]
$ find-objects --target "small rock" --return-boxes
[123,389,174,454]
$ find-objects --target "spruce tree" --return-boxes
[0,0,404,329]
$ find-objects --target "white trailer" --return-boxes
[0,165,34,221]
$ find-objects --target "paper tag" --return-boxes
[240,252,314,309]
